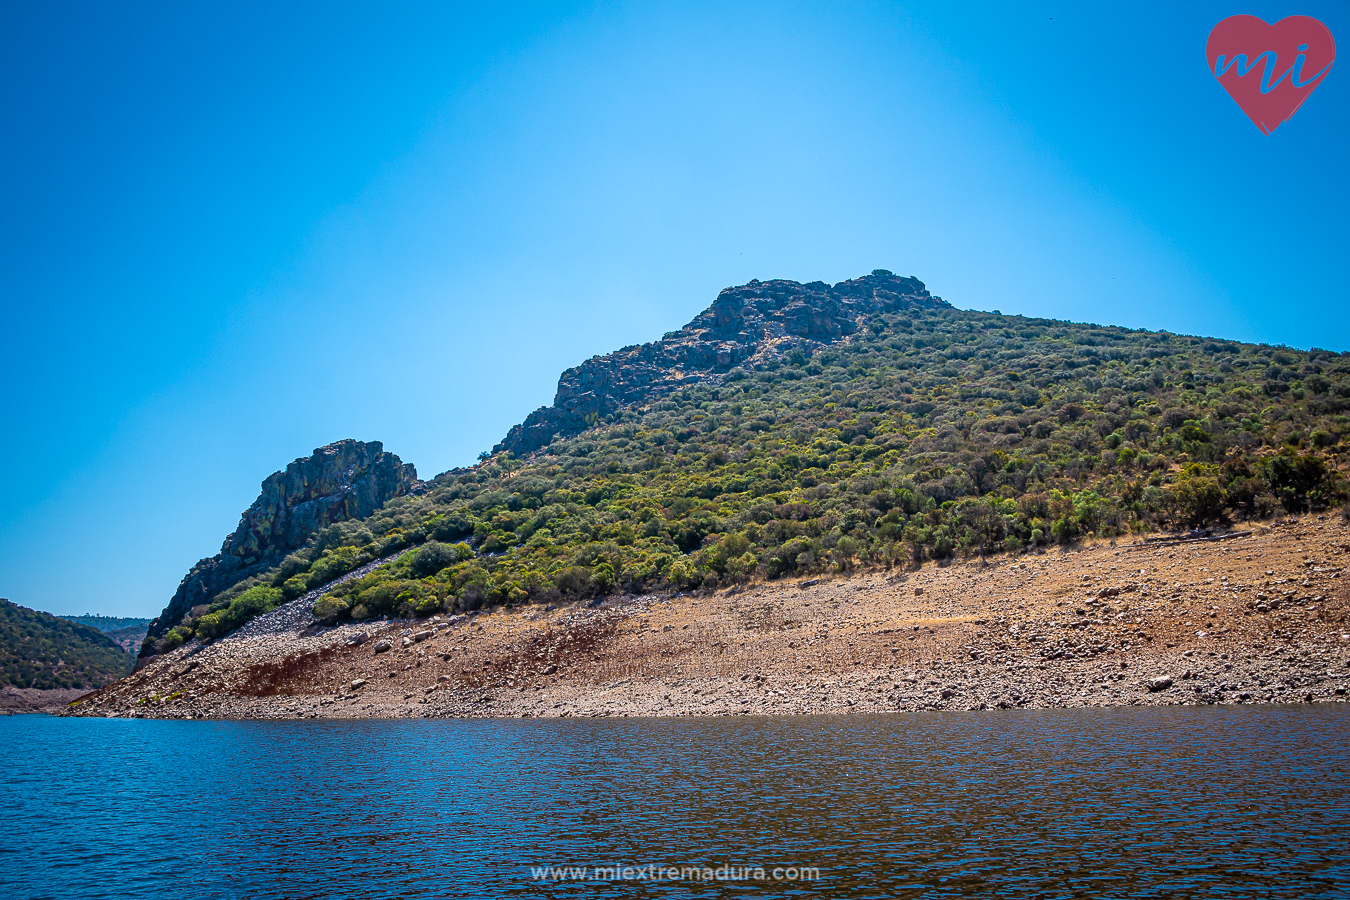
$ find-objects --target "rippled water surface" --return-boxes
[3,706,1348,898]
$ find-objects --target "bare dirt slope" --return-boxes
[3,687,91,714]
[69,515,1350,720]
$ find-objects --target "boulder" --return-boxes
[1147,676,1174,692]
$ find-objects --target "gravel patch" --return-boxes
[229,547,416,642]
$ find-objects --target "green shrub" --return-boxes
[394,583,437,617]
[312,595,350,624]
[412,541,460,578]
[1259,451,1333,512]
[307,546,362,587]
[195,612,227,640]
[190,585,284,641]
[1164,466,1227,526]
[350,579,427,617]
[282,574,310,599]
[228,585,282,622]
[156,625,193,653]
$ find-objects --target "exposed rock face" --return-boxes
[144,440,417,649]
[495,273,948,457]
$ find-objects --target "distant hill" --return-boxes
[141,272,1350,656]
[61,614,152,633]
[1,599,135,689]
[60,615,152,655]
[103,625,150,655]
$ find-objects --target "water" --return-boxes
[2,707,1348,899]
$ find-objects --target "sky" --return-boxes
[1,1,1346,618]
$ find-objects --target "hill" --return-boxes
[59,615,152,655]
[59,616,152,656]
[142,439,417,653]
[0,599,134,690]
[60,614,152,633]
[141,272,1350,656]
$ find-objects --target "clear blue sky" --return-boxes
[1,1,1345,617]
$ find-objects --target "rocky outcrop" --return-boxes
[495,272,948,456]
[144,440,417,649]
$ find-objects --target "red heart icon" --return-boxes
[1206,15,1335,134]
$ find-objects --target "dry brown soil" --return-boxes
[68,515,1350,720]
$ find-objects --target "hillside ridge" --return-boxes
[1,598,132,690]
[60,615,153,655]
[497,272,945,456]
[139,272,1350,658]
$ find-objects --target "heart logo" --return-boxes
[1206,15,1335,134]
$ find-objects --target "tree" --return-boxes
[1259,452,1332,512]
[1164,472,1226,527]
[962,502,1005,555]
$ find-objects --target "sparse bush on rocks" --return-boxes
[311,595,350,624]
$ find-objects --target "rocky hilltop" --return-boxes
[496,272,947,456]
[144,440,417,648]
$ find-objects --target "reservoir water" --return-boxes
[2,706,1348,898]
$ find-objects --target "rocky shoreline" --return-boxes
[67,515,1350,721]
[3,686,91,714]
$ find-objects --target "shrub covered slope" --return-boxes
[146,273,1350,653]
[1,600,135,689]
